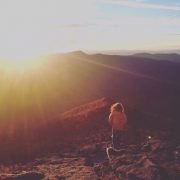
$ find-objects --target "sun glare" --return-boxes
[0,58,44,74]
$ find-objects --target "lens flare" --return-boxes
[0,58,44,74]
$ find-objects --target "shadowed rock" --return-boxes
[1,171,44,180]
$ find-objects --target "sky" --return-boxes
[0,0,180,59]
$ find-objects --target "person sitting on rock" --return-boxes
[108,102,127,150]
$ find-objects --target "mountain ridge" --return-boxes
[133,52,180,63]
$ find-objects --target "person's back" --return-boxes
[108,102,127,150]
[109,111,127,130]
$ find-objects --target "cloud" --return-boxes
[103,0,180,11]
[56,24,95,29]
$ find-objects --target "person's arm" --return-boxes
[108,113,113,125]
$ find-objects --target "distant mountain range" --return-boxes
[133,53,180,63]
[87,50,180,63]
[86,49,180,56]
[1,50,180,122]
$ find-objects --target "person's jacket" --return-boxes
[108,111,127,130]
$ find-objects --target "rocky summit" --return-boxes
[0,136,180,180]
[0,97,180,179]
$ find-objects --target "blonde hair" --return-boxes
[110,102,124,113]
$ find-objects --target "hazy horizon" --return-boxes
[85,48,180,55]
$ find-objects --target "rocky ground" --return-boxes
[0,136,180,180]
[0,98,180,180]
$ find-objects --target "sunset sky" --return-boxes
[0,0,180,59]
